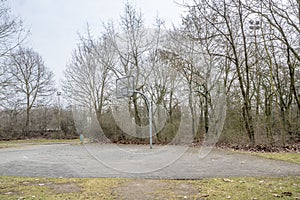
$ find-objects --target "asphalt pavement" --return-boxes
[0,143,299,179]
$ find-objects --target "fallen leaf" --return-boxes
[201,194,209,197]
[223,178,234,182]
[4,192,12,195]
[272,193,282,197]
[226,196,231,199]
[282,191,292,196]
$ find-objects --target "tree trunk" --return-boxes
[242,101,255,146]
[204,91,209,134]
[264,91,274,144]
[25,94,30,136]
[188,90,196,138]
[132,94,142,126]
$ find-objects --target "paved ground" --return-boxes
[0,143,299,179]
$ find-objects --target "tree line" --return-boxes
[0,1,76,139]
[0,1,299,146]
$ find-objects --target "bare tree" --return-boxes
[0,1,25,58]
[182,0,258,145]
[8,47,55,132]
[246,0,300,112]
[0,1,25,107]
[63,28,115,124]
[242,0,300,144]
[107,2,152,126]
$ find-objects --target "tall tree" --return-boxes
[0,1,24,58]
[108,2,151,126]
[63,29,115,124]
[8,47,55,132]
[0,1,25,107]
[244,0,300,143]
[183,0,257,145]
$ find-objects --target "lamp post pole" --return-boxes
[57,91,62,130]
[249,19,261,115]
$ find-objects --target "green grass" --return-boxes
[0,176,299,199]
[0,139,79,148]
[227,147,300,165]
[0,176,128,200]
[190,177,300,200]
[251,152,300,165]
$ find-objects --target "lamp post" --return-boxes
[57,91,62,130]
[249,19,260,31]
[249,19,261,115]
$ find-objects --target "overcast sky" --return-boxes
[9,0,190,87]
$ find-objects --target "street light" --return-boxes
[249,19,260,30]
[57,91,62,130]
[249,19,261,115]
[57,91,61,106]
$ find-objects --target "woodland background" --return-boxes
[0,0,299,147]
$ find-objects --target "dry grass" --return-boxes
[0,176,299,199]
[0,139,79,148]
[252,152,300,165]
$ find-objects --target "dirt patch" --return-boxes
[171,182,200,196]
[114,179,200,200]
[48,182,82,194]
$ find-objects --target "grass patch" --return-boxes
[251,152,300,165]
[0,176,299,199]
[0,176,129,200]
[190,177,300,200]
[226,147,300,165]
[0,139,79,148]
